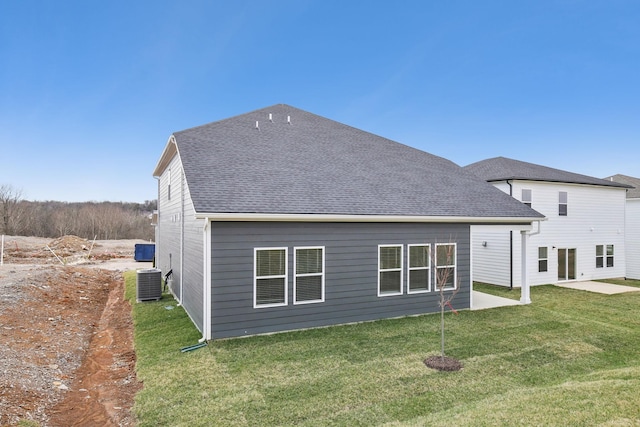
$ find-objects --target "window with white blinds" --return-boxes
[254,248,288,308]
[294,247,324,304]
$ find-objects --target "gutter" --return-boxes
[194,212,543,224]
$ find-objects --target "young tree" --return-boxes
[425,241,463,371]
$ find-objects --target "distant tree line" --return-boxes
[0,184,156,240]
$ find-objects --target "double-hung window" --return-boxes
[596,245,614,268]
[606,245,614,267]
[408,244,430,293]
[378,245,403,296]
[522,189,532,207]
[596,245,604,268]
[538,247,548,272]
[167,168,172,201]
[435,243,457,290]
[559,191,568,216]
[294,247,324,304]
[254,248,288,308]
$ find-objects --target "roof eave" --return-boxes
[193,212,546,224]
[487,177,632,189]
[152,135,178,178]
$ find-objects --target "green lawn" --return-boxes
[126,273,640,426]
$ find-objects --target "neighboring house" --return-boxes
[464,157,631,287]
[152,105,542,340]
[603,174,640,280]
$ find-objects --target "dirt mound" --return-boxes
[47,235,98,256]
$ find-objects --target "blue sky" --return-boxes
[1,1,638,202]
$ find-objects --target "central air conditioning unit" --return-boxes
[136,268,162,302]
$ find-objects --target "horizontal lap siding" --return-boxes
[156,156,182,300]
[627,200,640,279]
[210,222,470,339]
[180,194,205,332]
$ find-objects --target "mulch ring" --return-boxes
[424,355,464,371]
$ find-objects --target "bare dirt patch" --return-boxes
[1,236,148,426]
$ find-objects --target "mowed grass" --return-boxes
[126,273,640,426]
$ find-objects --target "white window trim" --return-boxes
[293,246,325,305]
[538,246,548,273]
[254,247,288,308]
[435,243,457,291]
[559,191,568,216]
[378,244,404,297]
[167,168,172,201]
[596,244,604,269]
[408,244,431,294]
[606,244,614,268]
[522,189,532,207]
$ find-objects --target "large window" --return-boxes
[408,244,430,293]
[435,243,457,290]
[538,247,548,272]
[596,245,614,268]
[294,247,324,304]
[254,248,288,308]
[378,245,403,296]
[559,191,568,216]
[522,189,532,207]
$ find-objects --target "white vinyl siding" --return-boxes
[472,181,627,286]
[378,245,403,296]
[408,244,430,293]
[626,199,640,279]
[294,247,325,304]
[254,248,288,308]
[435,243,457,290]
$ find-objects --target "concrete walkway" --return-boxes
[471,291,522,311]
[554,281,640,295]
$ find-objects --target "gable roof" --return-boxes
[155,104,543,221]
[464,156,632,189]
[603,174,640,199]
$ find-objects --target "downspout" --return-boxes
[199,219,212,343]
[507,180,513,290]
[180,169,185,305]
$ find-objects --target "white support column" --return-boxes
[520,230,531,304]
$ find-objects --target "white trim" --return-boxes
[378,244,404,297]
[407,244,431,294]
[194,212,543,224]
[435,243,457,291]
[203,220,212,340]
[254,247,288,308]
[293,246,325,305]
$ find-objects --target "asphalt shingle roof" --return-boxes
[603,174,640,199]
[169,105,543,219]
[464,157,632,189]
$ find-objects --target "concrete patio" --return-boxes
[554,281,640,295]
[471,291,522,311]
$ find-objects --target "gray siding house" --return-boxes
[153,104,543,340]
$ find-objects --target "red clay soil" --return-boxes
[0,240,142,426]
